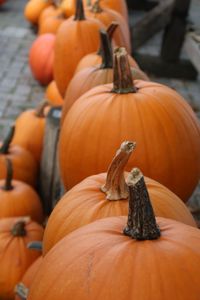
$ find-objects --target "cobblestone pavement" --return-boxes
[0,0,199,216]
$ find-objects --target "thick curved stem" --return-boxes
[0,125,15,154]
[91,0,102,13]
[27,241,43,251]
[74,0,85,21]
[112,47,137,94]
[101,141,136,200]
[15,283,29,300]
[99,29,113,69]
[35,100,49,118]
[2,158,13,191]
[97,22,118,56]
[124,168,160,240]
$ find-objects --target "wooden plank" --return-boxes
[126,0,158,11]
[39,107,63,215]
[130,0,174,50]
[161,0,192,61]
[134,53,198,79]
[184,31,200,73]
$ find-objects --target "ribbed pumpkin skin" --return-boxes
[43,173,196,255]
[59,80,200,200]
[0,179,43,223]
[15,257,43,300]
[0,145,37,187]
[39,13,65,35]
[54,17,105,97]
[12,109,46,163]
[28,217,200,300]
[75,52,139,74]
[29,34,55,86]
[45,80,63,106]
[0,218,43,300]
[24,0,51,24]
[86,6,131,53]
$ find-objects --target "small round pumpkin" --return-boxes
[59,47,200,200]
[24,0,52,25]
[54,0,106,97]
[0,217,43,300]
[29,33,55,86]
[27,170,200,300]
[45,80,63,106]
[12,101,48,163]
[44,142,196,255]
[0,159,43,223]
[0,126,38,187]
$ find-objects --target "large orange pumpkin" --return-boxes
[24,0,52,24]
[45,80,63,106]
[27,170,200,300]
[0,217,43,300]
[0,126,38,187]
[86,0,131,53]
[12,101,48,163]
[44,141,196,255]
[54,0,106,97]
[0,159,43,223]
[59,48,200,201]
[29,33,55,86]
[61,30,148,124]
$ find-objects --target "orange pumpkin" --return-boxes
[24,0,52,24]
[0,159,43,223]
[39,12,65,35]
[86,0,131,53]
[59,48,200,200]
[39,1,63,25]
[54,0,106,97]
[61,30,148,124]
[28,170,200,300]
[12,101,48,163]
[45,80,63,106]
[0,126,38,187]
[0,217,43,300]
[29,33,55,86]
[75,22,138,73]
[44,141,196,255]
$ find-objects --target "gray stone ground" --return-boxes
[0,0,199,218]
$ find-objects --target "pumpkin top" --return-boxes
[0,125,15,154]
[35,100,49,118]
[11,220,28,237]
[99,29,113,69]
[1,158,13,191]
[74,0,86,21]
[90,0,103,13]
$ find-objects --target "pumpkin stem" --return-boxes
[99,29,113,69]
[11,220,27,237]
[112,47,137,94]
[124,168,160,240]
[91,0,102,13]
[97,22,118,55]
[86,0,92,6]
[74,0,85,21]
[101,141,136,200]
[2,158,13,191]
[0,125,15,154]
[35,100,49,118]
[27,241,43,251]
[15,283,29,300]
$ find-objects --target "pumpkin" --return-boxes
[0,125,37,187]
[24,0,52,25]
[39,1,62,25]
[86,0,131,53]
[39,12,65,35]
[29,33,55,86]
[59,47,200,200]
[0,159,43,223]
[43,141,196,255]
[75,22,138,74]
[61,29,148,124]
[12,101,48,163]
[27,169,200,300]
[0,217,43,300]
[45,80,63,106]
[54,0,106,97]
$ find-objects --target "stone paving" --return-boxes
[0,0,199,216]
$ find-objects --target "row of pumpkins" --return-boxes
[0,0,200,299]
